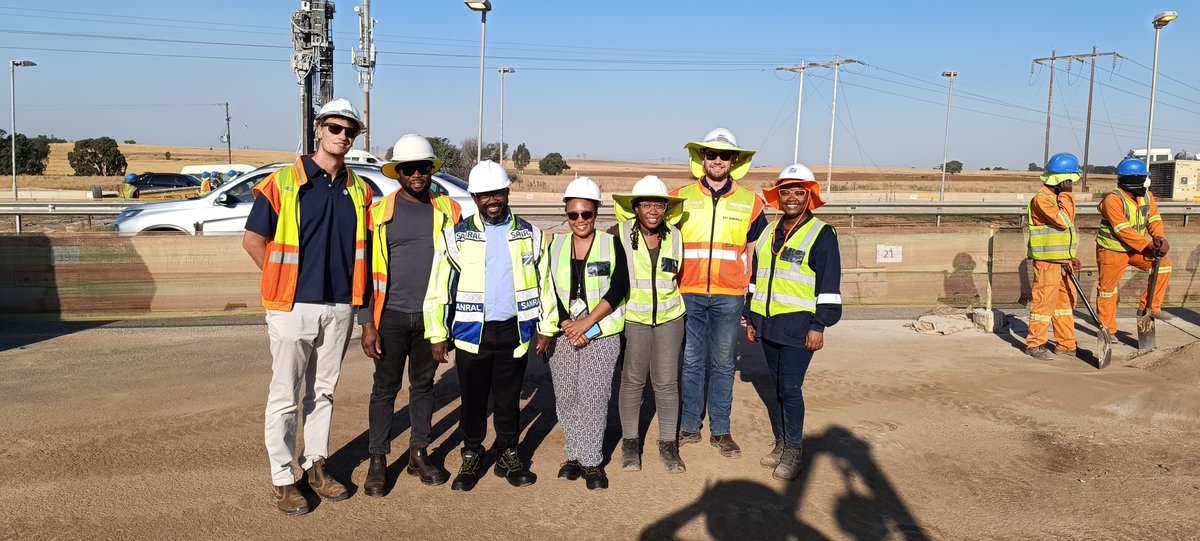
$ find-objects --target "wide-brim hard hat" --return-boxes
[382,158,445,180]
[1041,172,1079,187]
[764,164,824,211]
[382,134,445,179]
[684,128,756,181]
[613,175,685,224]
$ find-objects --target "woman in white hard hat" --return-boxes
[535,177,629,490]
[744,163,842,482]
[610,175,688,474]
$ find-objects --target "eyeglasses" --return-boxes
[637,201,667,211]
[323,123,360,139]
[776,187,809,198]
[473,189,509,201]
[566,211,595,221]
[400,162,433,176]
[703,150,737,161]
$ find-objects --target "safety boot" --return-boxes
[363,454,387,497]
[493,447,536,487]
[773,447,803,481]
[407,447,450,486]
[760,438,785,468]
[621,438,641,471]
[305,459,349,501]
[658,440,686,474]
[451,448,483,492]
[271,483,309,516]
[1026,346,1055,361]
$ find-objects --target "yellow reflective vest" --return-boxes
[1096,189,1152,252]
[1026,190,1078,261]
[367,191,462,328]
[750,217,827,317]
[253,158,372,311]
[424,212,544,357]
[537,232,626,338]
[616,219,686,326]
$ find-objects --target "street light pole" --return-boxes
[466,1,492,163]
[775,61,807,163]
[10,59,36,235]
[498,67,514,165]
[939,71,957,203]
[1145,10,1178,167]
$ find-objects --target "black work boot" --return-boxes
[582,465,608,490]
[773,447,803,481]
[558,460,582,481]
[364,454,387,497]
[658,440,686,474]
[493,447,537,487]
[621,438,641,472]
[407,447,450,486]
[760,438,784,469]
[451,448,483,492]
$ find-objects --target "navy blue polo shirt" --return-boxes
[246,157,359,305]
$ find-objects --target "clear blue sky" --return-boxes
[2,1,1198,170]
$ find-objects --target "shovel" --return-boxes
[1137,259,1161,353]
[1063,264,1114,369]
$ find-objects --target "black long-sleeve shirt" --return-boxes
[745,215,842,347]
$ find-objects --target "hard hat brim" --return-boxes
[612,193,685,224]
[381,159,445,179]
[685,142,757,181]
[315,112,363,131]
[763,180,825,212]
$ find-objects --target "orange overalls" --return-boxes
[1026,187,1077,351]
[1095,189,1172,332]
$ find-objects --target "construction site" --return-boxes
[2,2,1200,540]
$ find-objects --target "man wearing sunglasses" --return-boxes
[358,134,462,495]
[671,128,768,459]
[243,98,373,515]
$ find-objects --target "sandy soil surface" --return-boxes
[2,314,1199,540]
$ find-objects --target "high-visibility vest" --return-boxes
[1096,189,1155,252]
[200,179,213,194]
[750,217,827,317]
[537,232,626,338]
[367,191,462,327]
[424,212,544,357]
[1026,190,1077,261]
[252,157,372,311]
[671,180,765,296]
[616,219,686,326]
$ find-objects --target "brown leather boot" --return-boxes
[407,447,450,486]
[271,483,309,516]
[364,454,387,497]
[306,458,349,501]
[710,434,742,458]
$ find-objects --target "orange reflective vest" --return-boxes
[253,157,373,311]
[367,191,462,327]
[671,180,765,296]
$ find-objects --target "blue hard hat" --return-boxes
[201,172,210,178]
[227,170,237,177]
[1045,153,1081,174]
[125,173,137,183]
[1117,157,1148,177]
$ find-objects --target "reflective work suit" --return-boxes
[1025,187,1078,351]
[1095,189,1172,332]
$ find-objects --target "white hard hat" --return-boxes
[315,98,363,130]
[683,127,757,181]
[612,175,685,220]
[563,177,602,204]
[382,134,445,179]
[777,163,816,182]
[467,160,511,193]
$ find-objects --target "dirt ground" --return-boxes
[2,313,1199,540]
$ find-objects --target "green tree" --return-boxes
[940,160,963,174]
[1028,162,1043,172]
[513,143,531,171]
[68,137,127,176]
[0,129,52,175]
[123,140,137,145]
[428,136,468,179]
[164,151,172,160]
[538,152,571,176]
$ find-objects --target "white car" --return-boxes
[112,163,476,234]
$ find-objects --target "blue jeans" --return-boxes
[680,293,744,436]
[761,337,814,449]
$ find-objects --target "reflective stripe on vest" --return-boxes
[541,232,625,338]
[673,181,763,296]
[617,219,686,326]
[254,158,371,311]
[427,213,543,357]
[1096,190,1149,252]
[369,192,462,328]
[750,218,826,317]
[1026,191,1078,260]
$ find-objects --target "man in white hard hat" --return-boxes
[242,97,372,515]
[358,134,462,495]
[425,160,543,491]
[671,128,768,459]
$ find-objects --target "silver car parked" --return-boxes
[112,163,476,234]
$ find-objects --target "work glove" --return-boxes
[1153,236,1170,257]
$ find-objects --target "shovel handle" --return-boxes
[1139,259,1160,318]
[1062,264,1104,330]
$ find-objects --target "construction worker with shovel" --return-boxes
[1025,153,1082,360]
[1096,157,1173,343]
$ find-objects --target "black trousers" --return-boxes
[368,310,438,454]
[455,318,528,453]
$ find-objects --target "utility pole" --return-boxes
[805,56,863,192]
[498,67,514,165]
[224,102,232,163]
[352,0,377,153]
[291,1,335,154]
[1032,48,1119,189]
[775,60,807,163]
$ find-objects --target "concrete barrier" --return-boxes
[2,229,1199,318]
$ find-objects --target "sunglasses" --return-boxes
[400,162,433,176]
[703,150,737,161]
[566,211,595,221]
[323,123,360,138]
